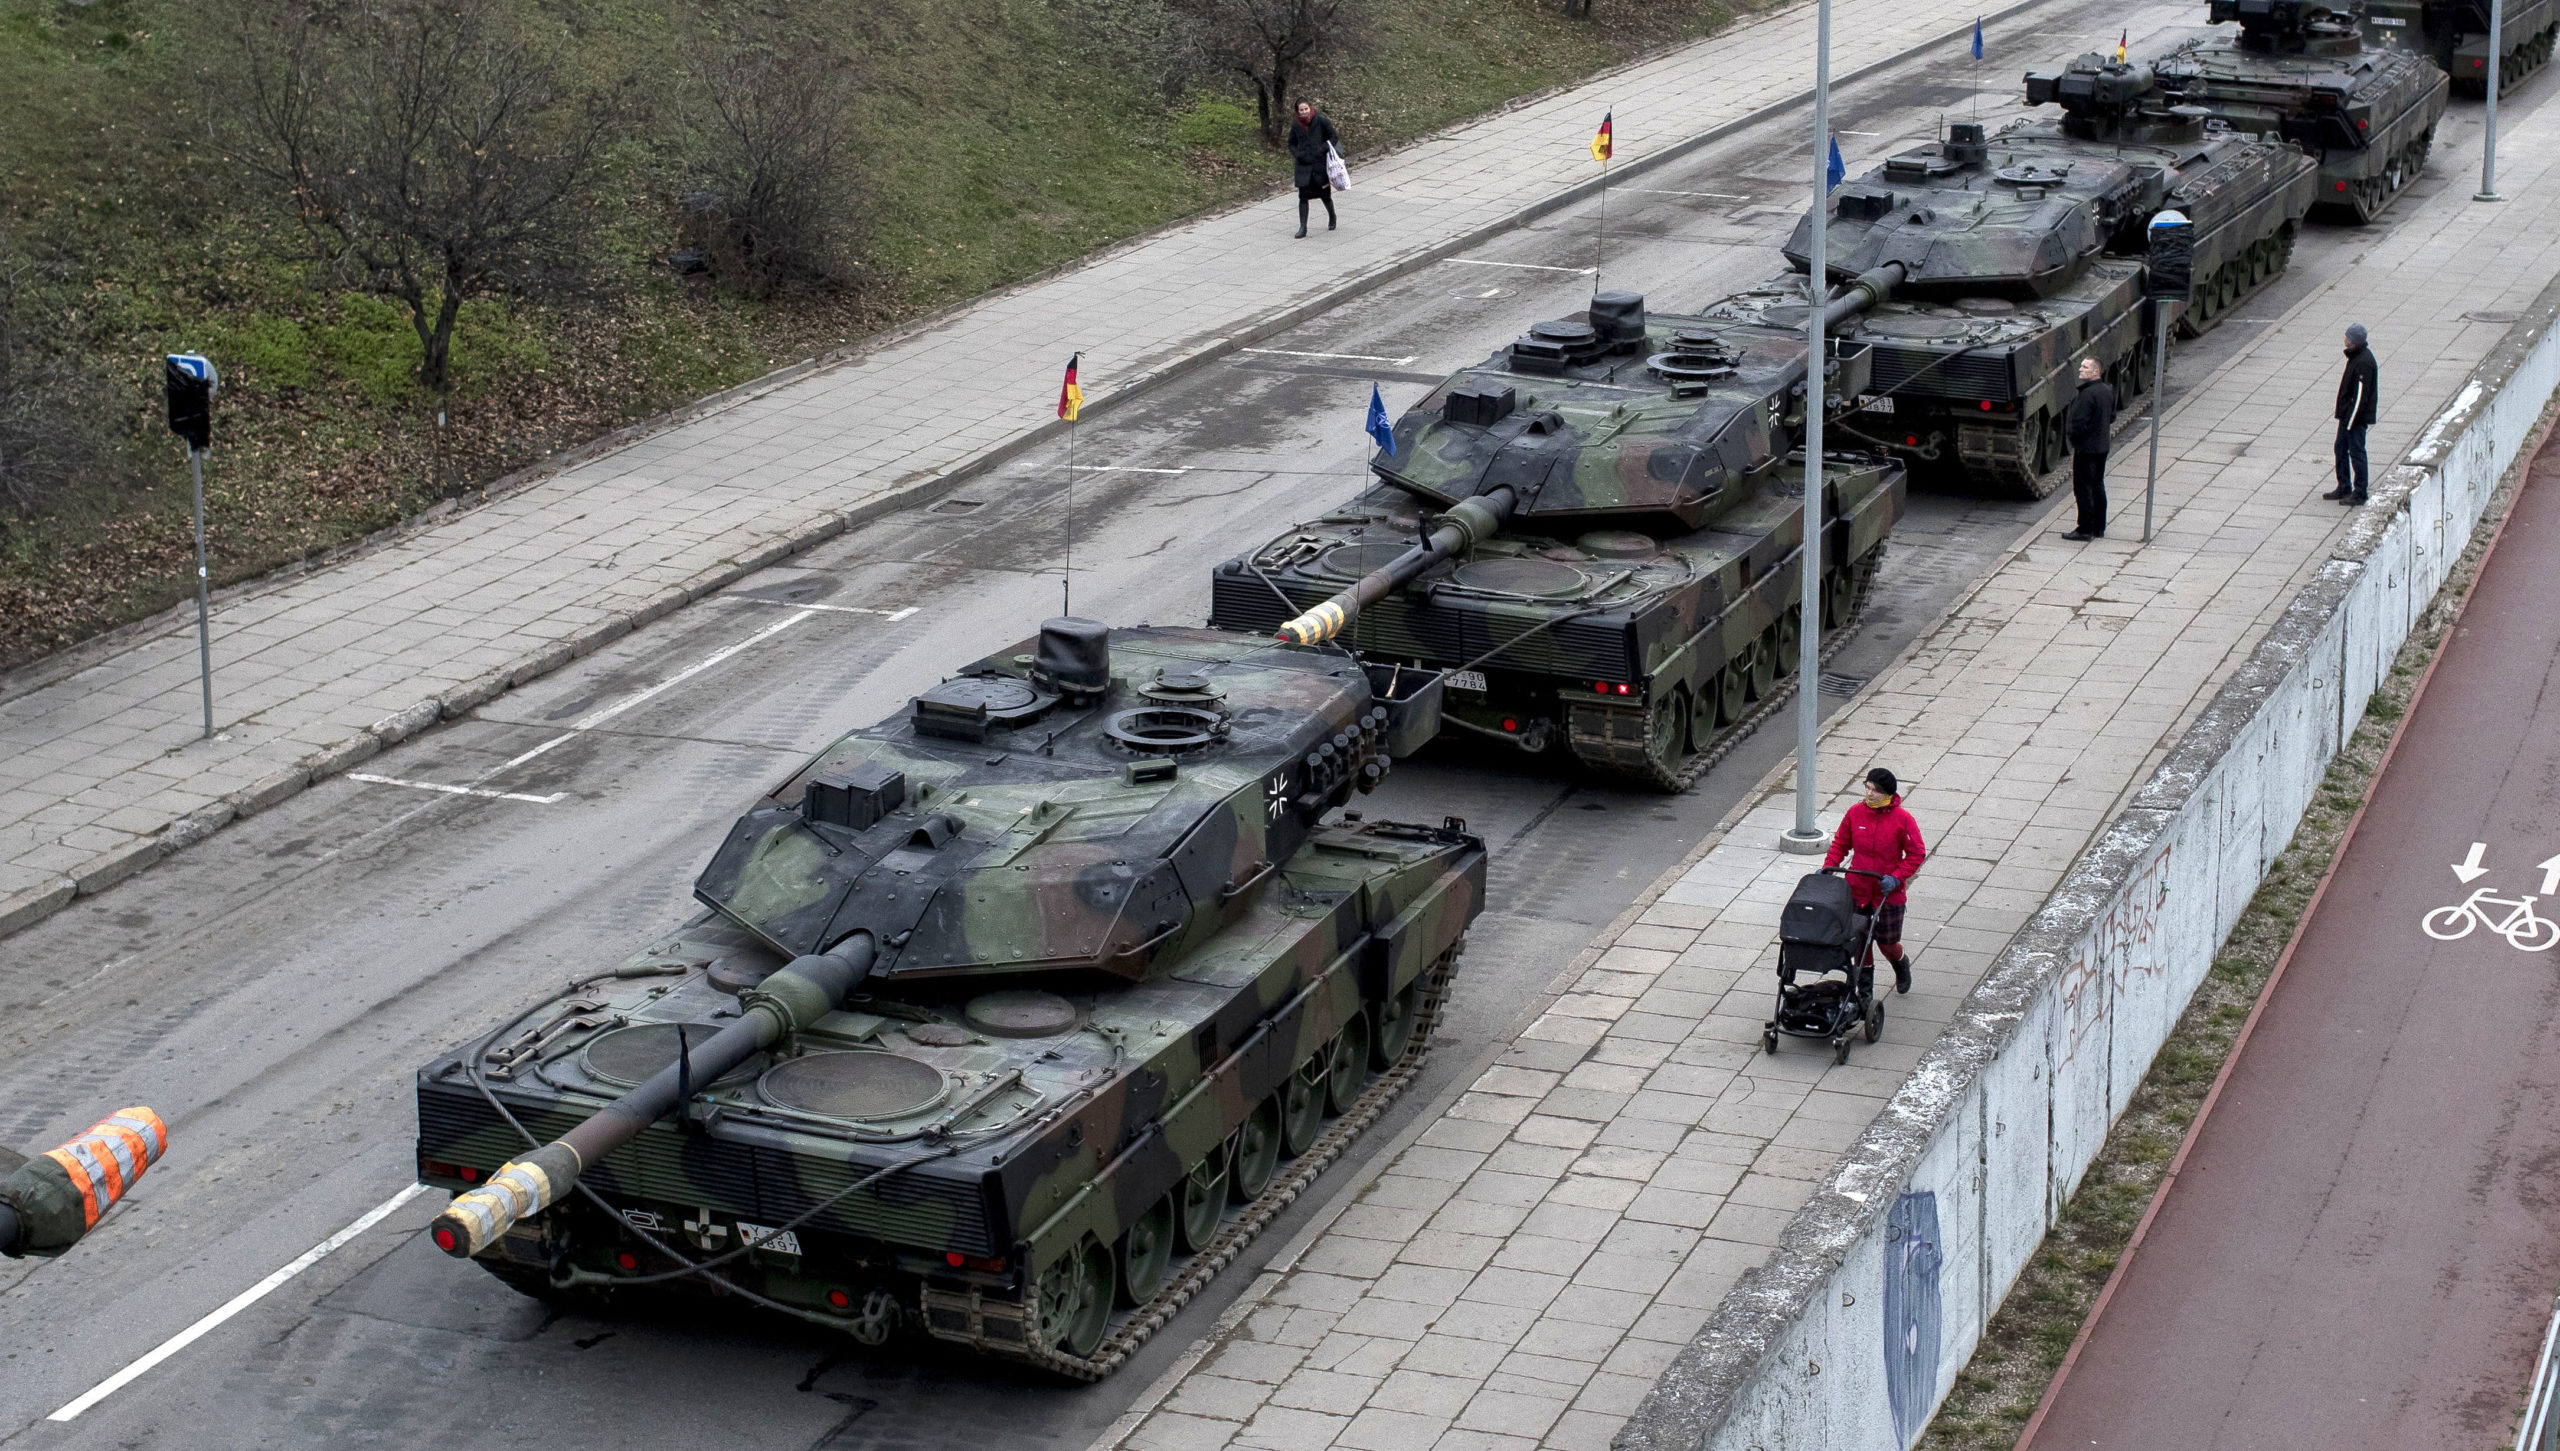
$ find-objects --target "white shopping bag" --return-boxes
[1325,142,1351,192]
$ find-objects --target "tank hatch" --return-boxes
[692,624,1402,981]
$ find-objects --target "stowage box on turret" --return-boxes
[1782,63,2316,494]
[1208,287,1904,791]
[415,622,1485,1377]
[2154,0,2449,221]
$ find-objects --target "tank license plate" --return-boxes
[1446,670,1487,693]
[1858,395,1893,413]
[739,1221,804,1256]
[2369,14,2405,23]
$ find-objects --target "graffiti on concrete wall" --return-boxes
[1884,1190,1944,1448]
[2053,838,2175,1075]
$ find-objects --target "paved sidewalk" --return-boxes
[0,0,2024,935]
[1090,97,2560,1451]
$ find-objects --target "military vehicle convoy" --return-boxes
[418,620,1484,1375]
[2154,0,2449,221]
[0,1107,169,1259]
[1779,58,2316,494]
[2365,0,2556,94]
[1208,286,1906,791]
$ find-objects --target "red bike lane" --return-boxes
[2018,436,2560,1450]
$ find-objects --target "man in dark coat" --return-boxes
[2060,356,2116,541]
[2325,323,2380,505]
[1286,100,1340,239]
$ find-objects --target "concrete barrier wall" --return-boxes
[1615,272,2560,1451]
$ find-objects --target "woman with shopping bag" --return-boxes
[1287,100,1344,238]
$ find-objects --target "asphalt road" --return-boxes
[2020,422,2560,1450]
[0,1,2481,1443]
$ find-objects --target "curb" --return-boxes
[0,0,2056,946]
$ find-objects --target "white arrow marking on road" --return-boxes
[2453,842,2490,884]
[2540,852,2560,896]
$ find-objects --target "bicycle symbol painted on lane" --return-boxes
[2423,887,2560,953]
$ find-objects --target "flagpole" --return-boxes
[1064,416,1076,616]
[1596,157,1609,294]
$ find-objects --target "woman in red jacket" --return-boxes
[1825,768,1927,994]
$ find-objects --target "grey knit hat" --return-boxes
[2346,323,2368,346]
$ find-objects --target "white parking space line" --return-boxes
[1449,258,1598,275]
[347,773,565,806]
[48,1183,430,1423]
[722,597,922,619]
[499,607,820,771]
[1240,346,1421,366]
[1614,186,1748,199]
[1067,464,1190,475]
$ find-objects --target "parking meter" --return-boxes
[165,353,217,453]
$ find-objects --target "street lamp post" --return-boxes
[2478,0,2505,201]
[1783,0,1836,856]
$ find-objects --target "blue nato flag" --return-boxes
[1366,384,1397,457]
[1972,16,1983,59]
[1827,136,1846,192]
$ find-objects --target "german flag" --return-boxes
[2115,28,2128,62]
[1591,111,1614,164]
[1057,353,1083,421]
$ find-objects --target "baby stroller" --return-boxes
[1763,867,1889,1064]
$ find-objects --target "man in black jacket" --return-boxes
[2325,324,2380,504]
[2061,356,2116,541]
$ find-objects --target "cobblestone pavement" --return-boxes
[1087,90,2560,1451]
[0,0,2027,934]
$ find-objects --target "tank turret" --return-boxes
[2152,0,2449,221]
[0,1108,170,1259]
[1214,282,1906,790]
[418,623,1485,1373]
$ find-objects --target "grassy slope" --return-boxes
[0,0,1735,668]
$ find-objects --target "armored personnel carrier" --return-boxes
[1208,285,1905,792]
[2364,0,2555,95]
[2153,0,2449,221]
[1780,63,2316,493]
[0,1107,169,1259]
[416,621,1482,1376]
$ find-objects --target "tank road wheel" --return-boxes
[1629,686,1693,790]
[1773,607,1802,677]
[1281,1055,1328,1156]
[1176,1152,1228,1252]
[1324,1016,1371,1113]
[1117,1193,1177,1306]
[1715,654,1750,725]
[1372,977,1423,1067]
[1747,627,1779,700]
[1229,1096,1283,1201]
[1033,1238,1114,1359]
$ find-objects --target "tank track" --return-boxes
[2178,223,2297,338]
[978,944,1465,1382]
[1568,547,1883,793]
[2451,22,2556,97]
[2330,125,2439,224]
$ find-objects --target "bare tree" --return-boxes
[1173,0,1369,142]
[677,18,864,297]
[0,241,112,519]
[225,0,624,397]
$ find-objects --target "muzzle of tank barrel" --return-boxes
[1275,490,1515,646]
[0,1108,171,1259]
[430,934,879,1259]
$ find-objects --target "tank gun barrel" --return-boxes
[1822,264,1904,330]
[0,1108,170,1259]
[430,934,878,1258]
[1274,490,1515,646]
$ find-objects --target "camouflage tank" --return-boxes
[2153,0,2449,221]
[2363,0,2556,95]
[1207,285,1906,792]
[1778,63,2317,493]
[415,621,1484,1376]
[0,1107,170,1259]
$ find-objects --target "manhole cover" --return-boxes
[759,1052,949,1120]
[2465,310,2519,324]
[1819,672,1869,696]
[965,989,1080,1038]
[1453,557,1591,597]
[582,1023,766,1088]
[931,498,987,514]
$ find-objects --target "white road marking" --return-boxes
[2454,841,2490,882]
[48,1183,430,1423]
[1448,258,1598,275]
[722,597,921,620]
[1614,186,1747,199]
[1065,464,1191,475]
[500,608,819,771]
[2540,852,2560,897]
[348,773,565,805]
[1240,346,1420,366]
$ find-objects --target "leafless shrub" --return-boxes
[1170,0,1371,142]
[675,18,864,297]
[0,246,114,519]
[223,0,625,397]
